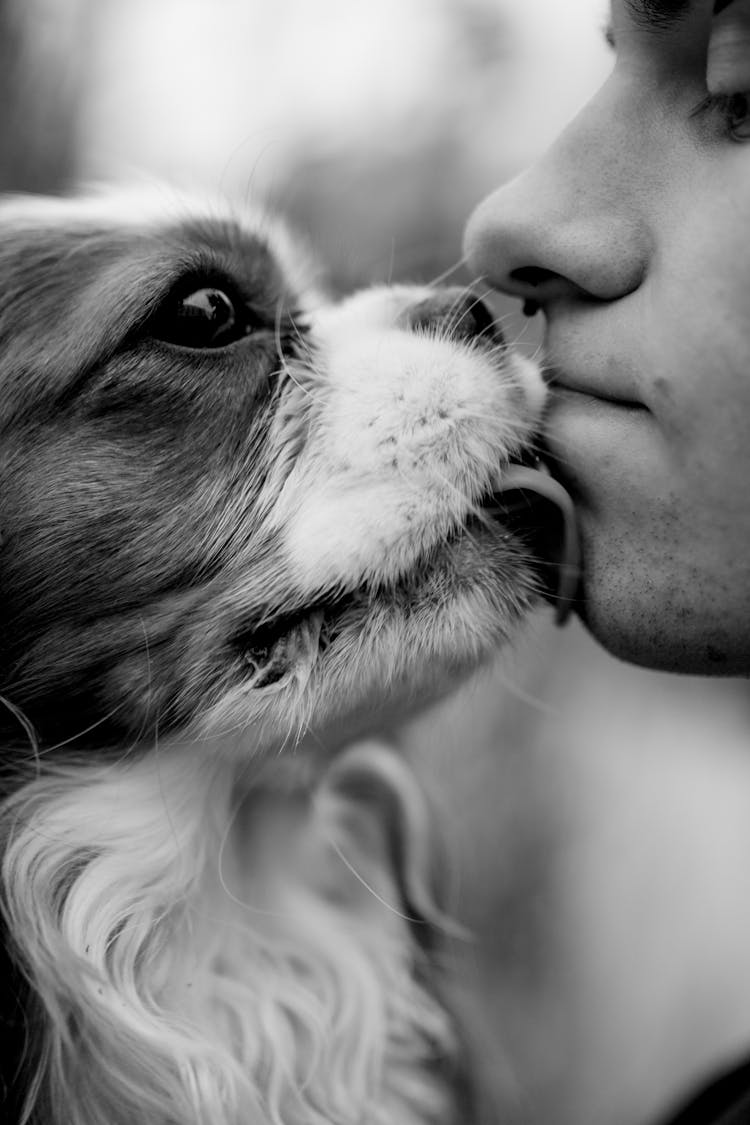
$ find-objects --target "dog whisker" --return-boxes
[423,254,470,290]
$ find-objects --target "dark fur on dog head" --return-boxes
[0,196,317,749]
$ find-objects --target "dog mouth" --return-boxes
[232,459,579,689]
[488,454,580,625]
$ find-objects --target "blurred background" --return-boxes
[3,1,750,1122]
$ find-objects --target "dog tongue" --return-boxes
[492,460,580,625]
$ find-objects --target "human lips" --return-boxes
[543,372,649,474]
[540,359,656,522]
[543,357,645,410]
[550,386,646,414]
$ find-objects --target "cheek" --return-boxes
[4,433,239,633]
[645,320,750,526]
[649,176,750,458]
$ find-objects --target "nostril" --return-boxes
[510,266,560,288]
[403,288,504,346]
[509,266,580,307]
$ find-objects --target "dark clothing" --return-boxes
[657,1057,750,1125]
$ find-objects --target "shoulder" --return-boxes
[656,1056,750,1125]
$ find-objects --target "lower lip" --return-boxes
[549,386,645,412]
[546,388,650,437]
[543,387,651,483]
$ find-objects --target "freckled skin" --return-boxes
[464,0,750,674]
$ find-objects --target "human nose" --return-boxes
[463,93,649,308]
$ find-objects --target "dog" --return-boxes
[0,190,577,1124]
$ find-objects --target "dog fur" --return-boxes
[0,190,547,1124]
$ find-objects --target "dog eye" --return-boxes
[150,285,257,349]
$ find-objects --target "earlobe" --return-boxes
[707,0,750,94]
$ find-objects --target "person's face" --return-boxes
[464,0,750,674]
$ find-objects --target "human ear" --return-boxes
[707,0,750,93]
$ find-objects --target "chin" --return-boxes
[577,547,750,676]
[0,189,556,1125]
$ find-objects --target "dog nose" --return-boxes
[402,288,503,346]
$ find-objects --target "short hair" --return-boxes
[627,0,691,27]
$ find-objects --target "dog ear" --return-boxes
[321,740,468,944]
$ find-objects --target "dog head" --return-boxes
[0,191,557,758]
